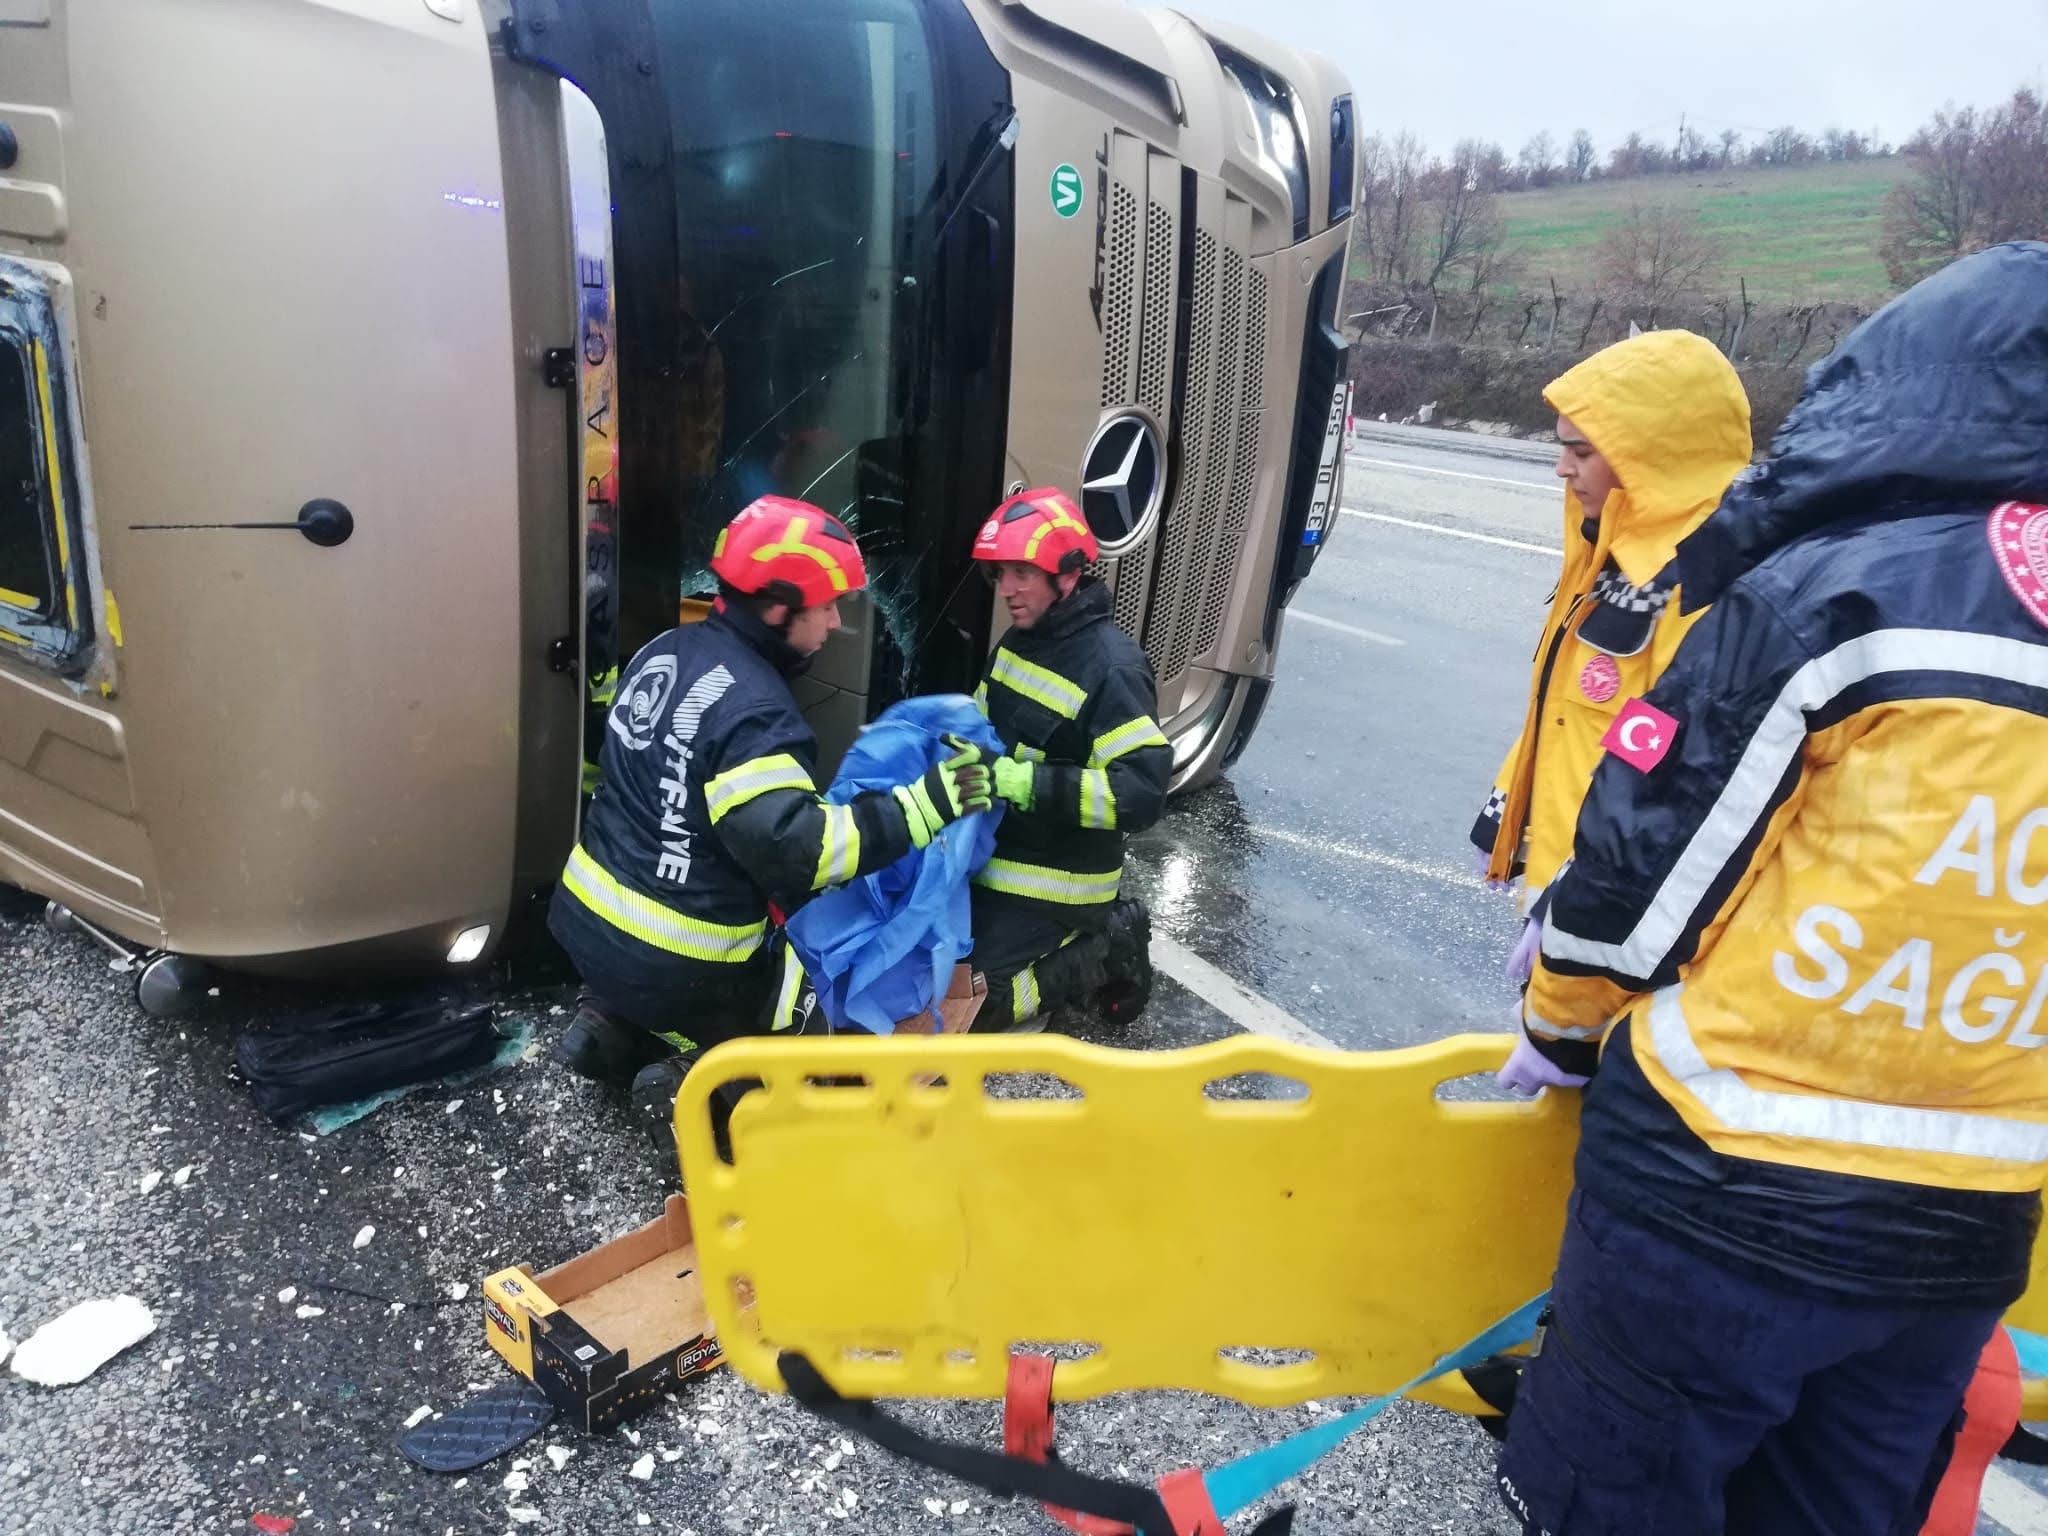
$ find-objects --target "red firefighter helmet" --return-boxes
[971,487,1098,577]
[709,495,868,609]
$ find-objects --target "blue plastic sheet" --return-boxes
[785,695,1003,1035]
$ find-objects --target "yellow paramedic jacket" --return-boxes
[1472,331,1751,899]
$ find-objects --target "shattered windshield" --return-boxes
[653,0,937,669]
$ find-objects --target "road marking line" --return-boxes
[1152,934,1337,1050]
[1341,507,1558,557]
[1253,822,1474,888]
[1349,453,1557,494]
[1289,609,1405,647]
[1982,1466,2048,1535]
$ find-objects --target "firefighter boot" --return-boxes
[551,993,668,1084]
[630,1053,697,1186]
[1095,897,1153,1028]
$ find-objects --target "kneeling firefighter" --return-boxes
[965,488,1170,1031]
[547,496,992,1162]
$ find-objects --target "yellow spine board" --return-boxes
[676,1033,1578,1408]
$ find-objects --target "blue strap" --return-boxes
[2009,1324,2048,1380]
[1202,1292,1550,1520]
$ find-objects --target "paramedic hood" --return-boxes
[1475,331,1752,892]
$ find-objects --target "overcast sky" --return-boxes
[1186,0,2048,158]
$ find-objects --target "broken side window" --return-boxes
[0,258,92,674]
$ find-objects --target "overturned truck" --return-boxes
[0,0,1356,1008]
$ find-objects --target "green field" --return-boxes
[1496,158,1911,306]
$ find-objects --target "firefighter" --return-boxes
[547,495,992,1160]
[1497,241,2048,1533]
[965,488,1170,1031]
[1469,330,1751,1042]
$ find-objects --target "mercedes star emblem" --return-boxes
[1080,412,1165,552]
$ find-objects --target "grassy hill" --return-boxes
[1496,158,1911,306]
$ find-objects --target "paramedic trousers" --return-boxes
[1496,1190,1998,1536]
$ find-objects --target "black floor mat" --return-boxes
[397,1377,557,1473]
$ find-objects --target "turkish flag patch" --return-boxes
[1601,697,1680,772]
[1990,502,2048,631]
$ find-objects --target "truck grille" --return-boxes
[1098,146,1271,711]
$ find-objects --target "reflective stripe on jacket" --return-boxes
[973,580,1170,942]
[549,603,918,993]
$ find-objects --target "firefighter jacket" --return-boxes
[1526,240,2048,1306]
[971,580,1170,964]
[549,603,923,997]
[1472,330,1751,902]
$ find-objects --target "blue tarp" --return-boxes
[785,695,1003,1035]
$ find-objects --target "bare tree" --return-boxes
[1676,123,1715,172]
[1462,139,1512,194]
[1567,129,1597,182]
[1356,132,1429,284]
[1596,200,1724,324]
[1517,131,1559,189]
[1417,144,1509,292]
[1879,89,2048,287]
[1717,129,1743,168]
[1759,125,1817,166]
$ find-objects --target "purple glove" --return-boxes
[1506,915,1542,983]
[1472,846,1512,893]
[1497,1012,1590,1097]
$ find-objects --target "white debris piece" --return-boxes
[295,1306,325,1320]
[445,1100,464,1114]
[490,1168,507,1182]
[625,1429,642,1447]
[171,1166,194,1188]
[10,1296,156,1386]
[352,1225,376,1251]
[697,1417,723,1437]
[447,1283,470,1302]
[949,1501,969,1515]
[502,1471,529,1493]
[923,1499,945,1517]
[822,1452,843,1472]
[628,1454,655,1481]
[277,1287,298,1305]
[507,1507,542,1525]
[250,1455,267,1466]
[660,1448,683,1464]
[404,1405,434,1430]
[840,1490,859,1511]
[545,1446,574,1472]
[636,1518,651,1529]
[138,1171,163,1195]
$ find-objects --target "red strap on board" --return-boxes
[1156,1468,1227,1535]
[1003,1354,1217,1536]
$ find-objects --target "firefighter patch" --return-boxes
[1601,697,1679,773]
[608,655,676,752]
[1578,653,1621,702]
[1990,502,2048,632]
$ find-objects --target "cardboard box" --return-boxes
[894,961,987,1035]
[483,1194,724,1432]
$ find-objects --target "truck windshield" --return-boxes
[653,0,941,655]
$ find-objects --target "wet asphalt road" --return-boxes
[1,431,1555,1536]
[13,428,2028,1536]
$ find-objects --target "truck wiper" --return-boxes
[932,107,1019,249]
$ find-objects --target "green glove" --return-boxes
[893,736,993,848]
[992,753,1036,812]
